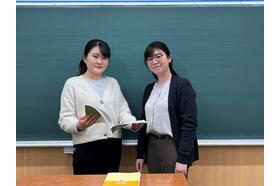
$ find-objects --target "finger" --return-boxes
[90,114,99,124]
[80,115,87,120]
[136,123,144,129]
[79,118,86,126]
[94,114,100,120]
[88,116,98,126]
[138,123,144,128]
[139,163,143,172]
[135,162,140,171]
[84,114,94,123]
[132,123,137,130]
[134,124,139,129]
[92,116,99,123]
[80,115,94,127]
[88,114,98,121]
[136,123,142,129]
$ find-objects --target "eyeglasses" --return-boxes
[146,53,164,64]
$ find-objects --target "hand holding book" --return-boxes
[85,105,146,133]
[77,113,100,131]
[111,120,146,133]
[131,120,146,130]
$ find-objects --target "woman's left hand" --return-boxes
[175,162,188,175]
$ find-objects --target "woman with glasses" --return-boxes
[135,41,199,177]
[59,39,144,175]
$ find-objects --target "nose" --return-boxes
[151,58,159,64]
[96,58,102,64]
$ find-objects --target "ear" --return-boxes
[83,57,87,64]
[168,55,172,64]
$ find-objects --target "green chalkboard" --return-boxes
[16,6,263,141]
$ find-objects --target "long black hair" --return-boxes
[144,41,177,80]
[78,39,111,75]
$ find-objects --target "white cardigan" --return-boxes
[58,75,137,145]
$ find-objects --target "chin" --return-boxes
[152,69,161,75]
[93,68,104,74]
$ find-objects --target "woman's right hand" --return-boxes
[77,114,99,131]
[135,159,144,172]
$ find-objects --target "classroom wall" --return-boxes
[16,146,263,186]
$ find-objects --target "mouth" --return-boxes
[152,65,161,69]
[94,66,103,69]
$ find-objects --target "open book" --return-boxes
[103,172,141,186]
[85,105,146,133]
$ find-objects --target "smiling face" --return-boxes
[83,46,109,78]
[146,49,172,77]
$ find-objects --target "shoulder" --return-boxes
[144,82,155,94]
[63,76,81,87]
[106,76,119,86]
[171,75,196,95]
[106,76,118,84]
[65,76,80,83]
[172,75,190,85]
[63,76,90,92]
[145,82,154,89]
[172,75,193,88]
[105,76,121,90]
[61,76,82,94]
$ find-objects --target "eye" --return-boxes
[102,56,108,60]
[155,55,161,60]
[154,54,163,60]
[92,54,99,59]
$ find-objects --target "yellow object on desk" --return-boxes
[103,172,141,186]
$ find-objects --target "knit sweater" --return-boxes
[58,75,137,145]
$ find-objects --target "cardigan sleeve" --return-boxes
[176,80,198,164]
[58,79,80,134]
[114,79,137,130]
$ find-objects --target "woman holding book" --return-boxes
[59,39,143,174]
[135,41,199,177]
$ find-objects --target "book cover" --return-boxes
[103,172,141,186]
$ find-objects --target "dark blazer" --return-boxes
[136,75,199,166]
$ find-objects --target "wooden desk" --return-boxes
[17,173,189,186]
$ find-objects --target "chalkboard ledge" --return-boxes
[16,139,264,149]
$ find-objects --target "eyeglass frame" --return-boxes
[146,53,165,64]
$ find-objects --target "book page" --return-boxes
[111,124,129,133]
[85,105,113,128]
[85,105,146,133]
[111,120,146,133]
[85,105,101,117]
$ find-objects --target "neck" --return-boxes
[157,70,172,85]
[83,71,103,80]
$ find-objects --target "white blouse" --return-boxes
[145,79,173,137]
